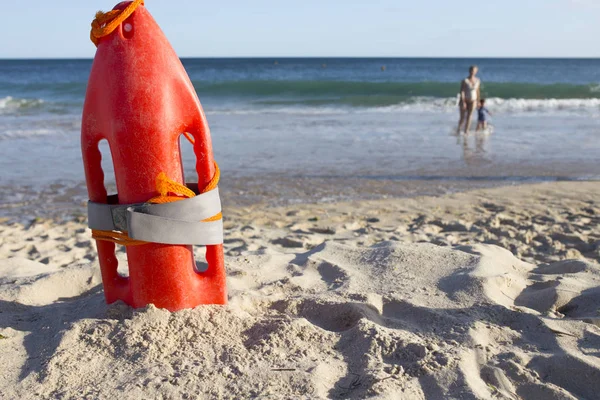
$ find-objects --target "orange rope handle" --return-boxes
[90,0,144,46]
[148,172,197,203]
[147,163,222,220]
[151,131,221,218]
[183,132,195,144]
[91,131,221,246]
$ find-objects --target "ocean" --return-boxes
[1,58,599,220]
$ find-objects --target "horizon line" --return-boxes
[1,56,600,61]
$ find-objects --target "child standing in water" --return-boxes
[476,98,492,131]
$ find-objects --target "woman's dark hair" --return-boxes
[469,65,478,73]
[480,98,486,104]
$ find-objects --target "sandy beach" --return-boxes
[2,2,599,398]
[1,181,599,399]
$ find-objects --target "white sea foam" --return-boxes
[205,97,600,116]
[0,96,45,114]
[485,97,600,112]
[2,96,599,141]
[0,128,58,140]
[206,107,351,116]
[370,97,600,114]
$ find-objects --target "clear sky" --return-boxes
[2,0,599,58]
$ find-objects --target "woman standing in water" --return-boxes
[457,65,481,134]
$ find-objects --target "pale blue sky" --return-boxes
[2,0,599,58]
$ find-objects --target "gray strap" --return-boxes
[88,195,143,232]
[127,212,223,245]
[87,187,223,245]
[88,200,117,231]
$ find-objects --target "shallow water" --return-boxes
[1,58,599,220]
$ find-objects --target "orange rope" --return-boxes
[182,132,195,144]
[90,0,144,46]
[91,133,222,246]
[92,229,145,246]
[147,172,197,204]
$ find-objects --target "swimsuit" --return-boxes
[478,106,490,122]
[463,78,480,102]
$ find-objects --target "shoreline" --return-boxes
[3,177,599,224]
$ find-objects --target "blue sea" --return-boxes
[1,58,599,220]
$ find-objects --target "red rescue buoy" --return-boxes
[81,1,226,311]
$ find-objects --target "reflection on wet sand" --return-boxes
[457,131,492,167]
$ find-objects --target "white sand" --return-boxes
[1,182,599,399]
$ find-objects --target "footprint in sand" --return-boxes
[224,238,248,254]
[534,259,594,275]
[75,240,92,249]
[309,227,336,235]
[271,299,372,332]
[480,202,506,213]
[514,280,563,314]
[272,237,304,248]
[315,260,349,289]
